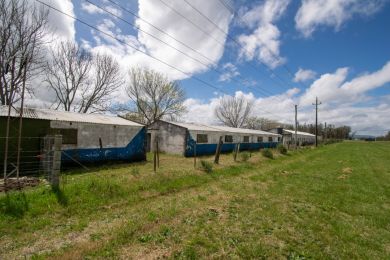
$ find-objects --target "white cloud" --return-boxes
[81,2,104,15]
[81,2,122,17]
[83,0,232,82]
[40,0,75,41]
[295,0,388,37]
[299,61,390,106]
[218,62,240,82]
[294,68,317,82]
[237,0,290,68]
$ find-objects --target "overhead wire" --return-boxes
[84,0,286,101]
[181,0,298,92]
[35,0,293,123]
[156,0,296,95]
[216,0,311,89]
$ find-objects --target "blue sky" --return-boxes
[37,0,390,135]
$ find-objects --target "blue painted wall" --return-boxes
[61,127,146,164]
[184,131,279,157]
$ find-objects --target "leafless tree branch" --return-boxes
[215,95,253,128]
[126,67,186,124]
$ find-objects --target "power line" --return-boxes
[157,0,295,94]
[216,0,311,89]
[181,0,298,92]
[85,0,288,101]
[35,0,293,124]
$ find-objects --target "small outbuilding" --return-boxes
[148,120,281,157]
[269,127,316,146]
[0,106,146,172]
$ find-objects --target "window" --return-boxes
[278,137,281,142]
[197,134,208,143]
[53,129,78,144]
[257,136,263,142]
[225,135,233,143]
[268,136,273,142]
[243,136,249,143]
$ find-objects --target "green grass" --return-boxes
[1,142,390,259]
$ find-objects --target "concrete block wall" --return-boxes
[50,121,142,149]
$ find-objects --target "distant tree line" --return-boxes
[376,131,390,141]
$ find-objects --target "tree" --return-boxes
[126,67,186,124]
[0,0,48,105]
[79,53,123,113]
[215,95,252,128]
[45,41,123,113]
[245,116,288,130]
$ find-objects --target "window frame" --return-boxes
[224,135,233,143]
[196,134,208,144]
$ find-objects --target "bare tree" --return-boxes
[45,41,92,112]
[246,116,285,130]
[0,0,48,105]
[79,53,124,113]
[126,68,186,124]
[45,42,123,113]
[215,95,253,128]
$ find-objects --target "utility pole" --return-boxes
[294,105,298,149]
[312,97,322,147]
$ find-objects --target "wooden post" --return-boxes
[214,136,223,164]
[193,141,197,168]
[153,149,157,173]
[51,135,62,187]
[234,143,240,161]
[156,138,160,168]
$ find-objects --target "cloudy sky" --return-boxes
[35,0,390,135]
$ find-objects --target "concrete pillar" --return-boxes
[50,135,62,187]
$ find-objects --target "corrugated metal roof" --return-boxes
[283,129,315,137]
[0,106,143,126]
[167,121,280,136]
[211,125,280,136]
[169,122,223,132]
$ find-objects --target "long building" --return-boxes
[148,120,281,156]
[269,127,316,146]
[0,106,146,172]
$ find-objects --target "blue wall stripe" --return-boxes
[184,131,279,157]
[61,127,146,164]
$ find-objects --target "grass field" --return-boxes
[1,141,390,259]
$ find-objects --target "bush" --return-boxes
[277,144,288,155]
[200,160,213,173]
[262,149,273,159]
[240,152,250,162]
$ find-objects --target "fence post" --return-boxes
[234,143,240,162]
[214,136,223,164]
[50,135,62,187]
[156,138,160,168]
[193,141,197,168]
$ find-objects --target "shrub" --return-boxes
[200,160,213,173]
[277,144,288,155]
[262,149,273,159]
[240,151,250,162]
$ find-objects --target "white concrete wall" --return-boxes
[50,121,142,149]
[149,121,187,154]
[188,131,277,144]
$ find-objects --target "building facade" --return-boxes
[148,120,281,156]
[0,106,146,172]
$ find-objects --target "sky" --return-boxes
[33,0,390,136]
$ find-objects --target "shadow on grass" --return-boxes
[51,185,68,206]
[0,192,29,217]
